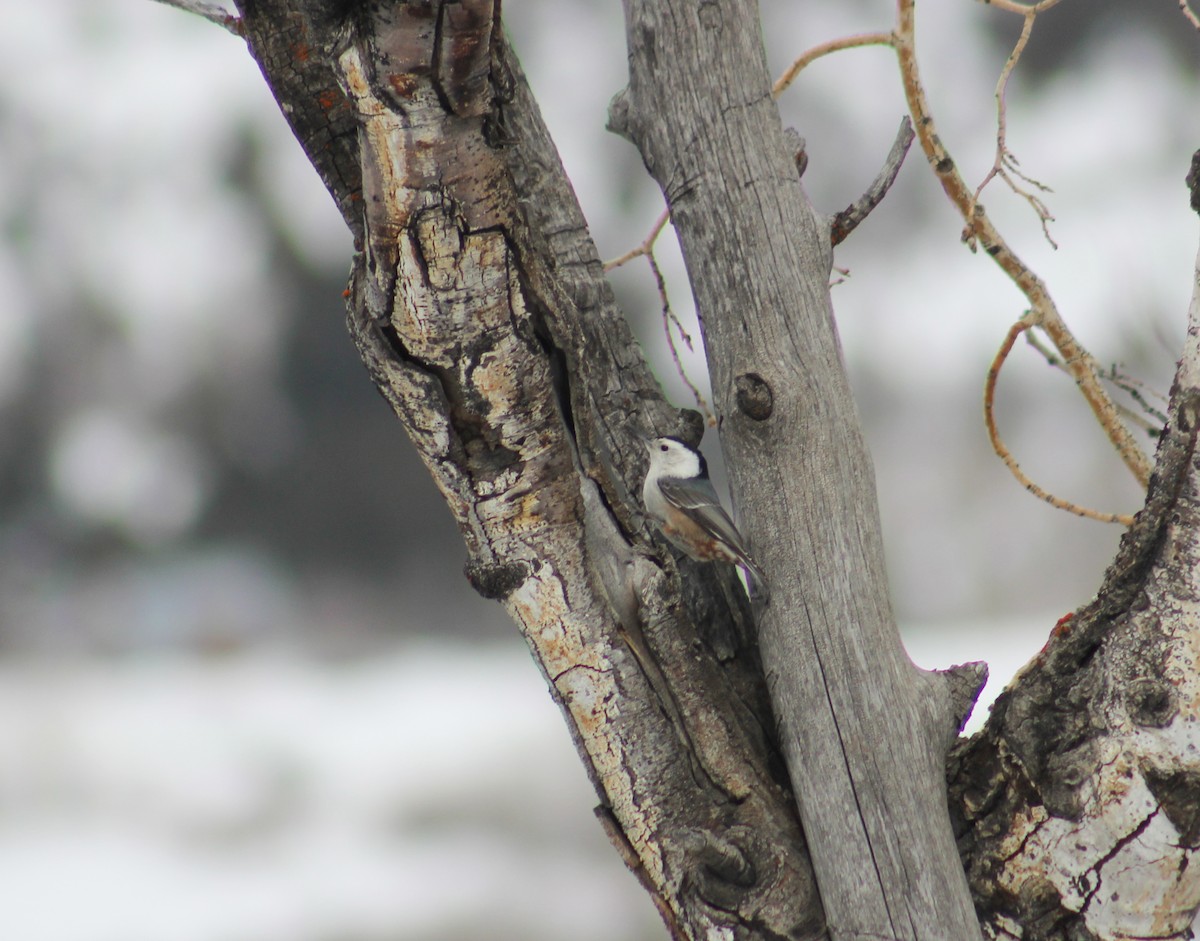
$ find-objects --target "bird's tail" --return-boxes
[739,555,770,606]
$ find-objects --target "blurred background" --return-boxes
[0,1,1196,939]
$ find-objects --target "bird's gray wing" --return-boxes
[658,476,752,556]
[658,476,770,599]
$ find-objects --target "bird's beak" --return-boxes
[634,431,654,452]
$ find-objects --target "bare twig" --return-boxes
[609,29,896,268]
[1109,401,1162,436]
[604,208,671,271]
[1025,331,1167,435]
[981,0,1065,12]
[893,0,1152,489]
[968,1,1061,249]
[1100,365,1169,430]
[831,117,915,245]
[1179,0,1200,30]
[646,253,714,425]
[773,31,896,98]
[150,0,242,34]
[986,320,1135,526]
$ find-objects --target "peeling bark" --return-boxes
[234,1,823,937]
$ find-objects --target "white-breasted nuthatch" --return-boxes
[640,435,769,598]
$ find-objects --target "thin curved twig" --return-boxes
[986,320,1135,526]
[893,0,1152,490]
[772,31,896,98]
[605,213,712,419]
[1184,1,1200,30]
[646,252,714,424]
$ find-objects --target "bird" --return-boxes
[640,435,769,600]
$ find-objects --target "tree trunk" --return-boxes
[219,2,1200,939]
[610,2,984,938]
[237,0,823,936]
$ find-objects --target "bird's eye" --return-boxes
[659,444,669,452]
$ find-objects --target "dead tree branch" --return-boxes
[985,319,1135,525]
[773,30,896,97]
[150,0,242,33]
[969,0,1062,247]
[831,116,916,245]
[893,0,1153,491]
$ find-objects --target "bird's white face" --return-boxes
[645,436,703,479]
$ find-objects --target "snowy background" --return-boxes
[0,1,1198,939]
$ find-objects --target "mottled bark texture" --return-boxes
[949,160,1200,941]
[236,1,821,938]
[224,1,1200,939]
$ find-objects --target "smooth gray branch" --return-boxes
[830,116,915,246]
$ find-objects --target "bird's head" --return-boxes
[642,435,706,480]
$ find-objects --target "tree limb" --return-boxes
[830,116,915,246]
[950,151,1200,940]
[614,0,984,937]
[233,1,825,936]
[151,0,243,33]
[892,0,1153,490]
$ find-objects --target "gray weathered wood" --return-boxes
[612,2,984,938]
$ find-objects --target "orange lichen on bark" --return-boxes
[388,74,420,99]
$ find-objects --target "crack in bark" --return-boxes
[551,661,612,684]
[1000,805,1045,870]
[1078,808,1159,918]
[1089,388,1200,623]
[240,3,833,937]
[800,600,899,939]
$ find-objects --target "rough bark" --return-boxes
[191,1,1200,939]
[948,161,1200,941]
[235,0,824,937]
